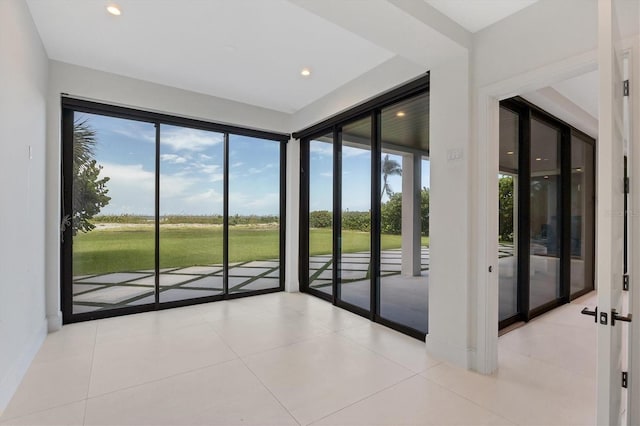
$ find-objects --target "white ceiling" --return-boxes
[425,0,539,33]
[552,71,599,120]
[26,0,396,113]
[522,70,599,138]
[25,0,544,115]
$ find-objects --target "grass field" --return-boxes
[73,225,429,276]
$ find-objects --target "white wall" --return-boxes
[0,0,49,413]
[425,53,472,368]
[45,61,292,330]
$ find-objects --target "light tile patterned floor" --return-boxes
[0,291,596,426]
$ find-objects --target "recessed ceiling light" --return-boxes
[576,167,582,172]
[300,68,311,77]
[506,151,514,155]
[396,111,406,117]
[106,4,121,15]
[535,157,542,161]
[544,175,549,179]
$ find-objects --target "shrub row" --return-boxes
[309,188,430,236]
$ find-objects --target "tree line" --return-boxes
[309,187,430,236]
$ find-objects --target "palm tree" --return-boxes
[69,119,111,235]
[381,154,402,200]
[73,119,97,165]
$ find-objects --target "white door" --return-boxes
[596,0,632,424]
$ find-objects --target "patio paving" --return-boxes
[308,247,431,332]
[72,245,440,328]
[74,285,154,304]
[72,260,282,314]
[76,272,151,284]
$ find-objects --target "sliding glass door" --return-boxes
[498,98,595,328]
[62,98,287,323]
[570,134,595,296]
[529,116,562,312]
[308,134,334,297]
[69,113,157,314]
[159,125,225,303]
[378,94,430,334]
[299,77,430,340]
[339,117,372,313]
[228,135,283,294]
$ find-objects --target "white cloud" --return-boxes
[320,171,333,178]
[160,154,188,164]
[310,143,367,159]
[98,162,155,215]
[310,143,333,156]
[343,145,369,158]
[111,125,155,144]
[196,164,221,175]
[247,163,277,175]
[100,161,198,199]
[161,127,223,152]
[184,189,223,204]
[229,191,279,215]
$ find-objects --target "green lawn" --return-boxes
[73,225,429,276]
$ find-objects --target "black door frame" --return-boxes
[60,97,289,324]
[297,74,430,340]
[499,97,596,329]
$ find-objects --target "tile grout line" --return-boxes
[83,324,99,425]
[498,344,597,383]
[307,373,419,426]
[83,357,241,402]
[0,400,87,425]
[215,328,302,426]
[334,327,441,375]
[0,325,100,424]
[419,372,521,426]
[81,315,242,401]
[202,313,334,361]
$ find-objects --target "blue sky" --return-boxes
[78,112,428,217]
[78,112,280,216]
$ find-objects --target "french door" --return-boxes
[594,0,633,423]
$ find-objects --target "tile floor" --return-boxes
[0,291,596,426]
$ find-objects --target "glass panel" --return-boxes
[378,93,429,333]
[228,135,281,293]
[529,117,561,310]
[159,125,224,303]
[309,135,334,296]
[71,113,156,314]
[339,117,371,311]
[570,136,595,295]
[498,107,519,322]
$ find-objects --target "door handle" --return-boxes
[611,309,632,326]
[581,306,598,322]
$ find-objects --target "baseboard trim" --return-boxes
[425,334,473,370]
[0,319,47,415]
[47,311,62,332]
